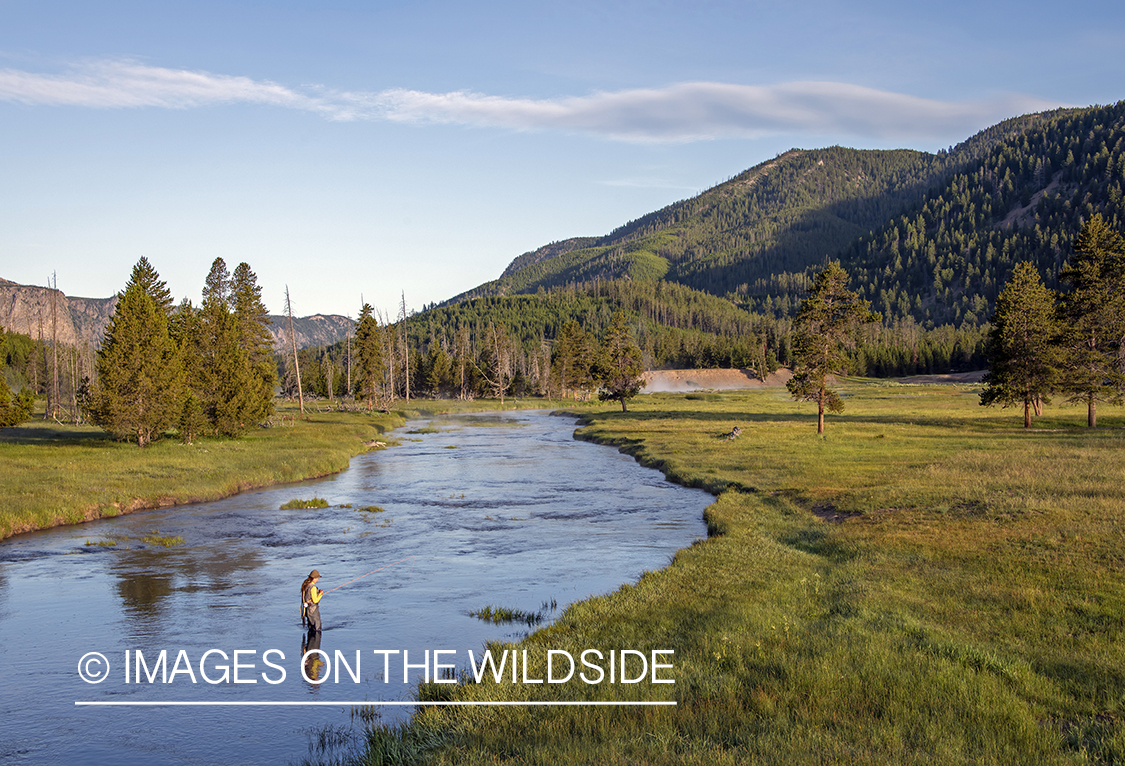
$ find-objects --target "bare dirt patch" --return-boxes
[897,371,986,385]
[643,368,793,393]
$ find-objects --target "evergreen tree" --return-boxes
[169,299,208,444]
[198,258,257,436]
[126,256,174,316]
[552,320,596,400]
[0,376,34,427]
[786,262,880,433]
[1058,215,1125,427]
[594,311,645,412]
[979,262,1062,427]
[92,269,182,446]
[424,344,453,396]
[230,262,277,421]
[354,303,384,410]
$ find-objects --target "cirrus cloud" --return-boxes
[0,59,1068,143]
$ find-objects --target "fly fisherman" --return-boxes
[301,570,325,633]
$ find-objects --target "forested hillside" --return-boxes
[834,103,1125,326]
[445,104,1125,334]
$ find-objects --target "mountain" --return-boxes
[0,278,353,351]
[0,278,117,349]
[443,103,1125,330]
[266,313,354,351]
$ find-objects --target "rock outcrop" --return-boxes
[0,278,354,351]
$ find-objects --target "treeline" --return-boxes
[290,278,986,404]
[297,300,647,409]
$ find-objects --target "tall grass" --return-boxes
[349,384,1125,765]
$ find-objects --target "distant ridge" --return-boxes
[440,103,1125,329]
[0,278,353,351]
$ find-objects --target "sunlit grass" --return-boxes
[350,383,1125,765]
[0,401,405,539]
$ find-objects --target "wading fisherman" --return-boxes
[301,570,326,633]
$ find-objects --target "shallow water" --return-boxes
[0,410,711,765]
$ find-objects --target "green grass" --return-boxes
[469,605,545,626]
[141,533,185,547]
[0,401,405,540]
[350,383,1125,765]
[281,497,330,510]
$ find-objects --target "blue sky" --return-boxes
[2,1,1122,318]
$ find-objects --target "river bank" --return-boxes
[0,399,571,541]
[0,406,402,540]
[356,384,1125,765]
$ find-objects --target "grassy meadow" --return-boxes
[353,382,1125,765]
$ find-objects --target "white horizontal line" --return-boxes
[76,700,676,707]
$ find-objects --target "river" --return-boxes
[0,410,711,765]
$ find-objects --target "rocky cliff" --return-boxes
[0,278,353,350]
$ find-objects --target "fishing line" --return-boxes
[323,556,417,593]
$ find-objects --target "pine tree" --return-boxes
[126,256,174,316]
[198,258,257,436]
[0,375,33,427]
[1058,215,1125,427]
[786,262,880,433]
[425,344,452,396]
[92,268,182,447]
[230,262,277,422]
[595,311,645,412]
[169,298,208,443]
[552,320,596,400]
[979,262,1062,427]
[354,303,384,410]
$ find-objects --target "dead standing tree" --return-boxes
[284,285,304,415]
[475,323,514,405]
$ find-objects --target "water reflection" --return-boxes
[107,544,265,626]
[301,631,327,691]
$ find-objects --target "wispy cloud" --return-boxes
[0,59,328,111]
[0,59,1067,143]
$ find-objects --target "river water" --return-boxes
[0,410,711,765]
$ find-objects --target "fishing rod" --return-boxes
[322,556,416,594]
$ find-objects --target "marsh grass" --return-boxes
[358,383,1125,765]
[281,497,330,510]
[469,605,545,626]
[0,402,404,540]
[141,533,185,547]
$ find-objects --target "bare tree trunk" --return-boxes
[285,286,304,415]
[378,308,395,405]
[38,311,47,419]
[400,291,410,403]
[817,385,826,434]
[50,272,60,420]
